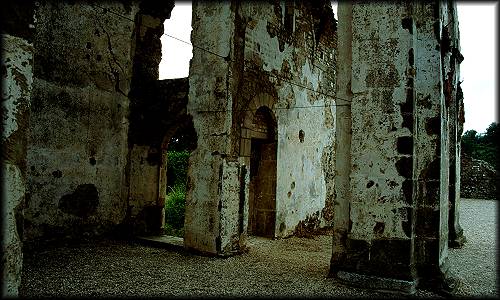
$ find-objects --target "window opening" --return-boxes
[159,1,193,79]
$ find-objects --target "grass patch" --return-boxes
[165,184,186,231]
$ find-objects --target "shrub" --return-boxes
[164,150,190,237]
[167,150,190,189]
[462,122,499,171]
[165,183,186,230]
[164,223,184,238]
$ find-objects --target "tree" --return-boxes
[482,122,499,146]
[461,129,478,157]
[461,122,499,171]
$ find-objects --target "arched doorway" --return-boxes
[159,119,197,238]
[247,106,277,238]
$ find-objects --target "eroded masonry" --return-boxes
[2,0,465,296]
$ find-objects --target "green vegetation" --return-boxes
[167,150,190,188]
[164,184,186,237]
[164,150,190,237]
[461,122,499,171]
[163,122,196,237]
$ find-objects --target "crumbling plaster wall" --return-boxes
[413,1,464,282]
[332,4,417,284]
[1,2,35,296]
[239,2,337,237]
[348,3,414,243]
[186,0,336,255]
[331,1,464,292]
[24,2,140,240]
[1,28,34,299]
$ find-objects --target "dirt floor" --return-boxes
[19,198,498,298]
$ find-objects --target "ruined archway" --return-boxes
[126,0,195,236]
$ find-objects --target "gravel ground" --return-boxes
[19,198,498,298]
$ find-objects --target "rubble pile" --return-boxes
[461,153,499,200]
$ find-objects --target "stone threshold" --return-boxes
[336,270,417,295]
[135,234,184,251]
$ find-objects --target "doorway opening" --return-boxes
[248,106,278,238]
[160,121,197,239]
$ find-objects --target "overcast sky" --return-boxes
[159,2,498,134]
[456,3,497,133]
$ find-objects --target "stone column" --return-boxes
[1,2,35,296]
[448,91,466,249]
[184,2,240,255]
[127,2,175,235]
[330,0,352,274]
[331,2,418,293]
[413,1,460,292]
[332,1,461,294]
[449,81,466,248]
[444,2,466,249]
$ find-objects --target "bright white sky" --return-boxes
[457,3,497,133]
[159,2,497,134]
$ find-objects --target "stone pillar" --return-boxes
[332,1,461,294]
[1,2,35,296]
[448,90,465,250]
[450,81,466,246]
[413,1,460,292]
[184,2,241,255]
[330,0,352,275]
[331,2,418,293]
[126,1,175,235]
[443,2,466,249]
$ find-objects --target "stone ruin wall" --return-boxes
[236,1,337,237]
[332,1,465,291]
[24,2,140,240]
[1,2,35,294]
[127,77,190,235]
[8,0,337,253]
[2,0,467,296]
[23,0,184,240]
[125,1,184,236]
[185,1,337,254]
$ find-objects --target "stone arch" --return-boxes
[240,93,277,157]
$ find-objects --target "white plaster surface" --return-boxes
[1,34,33,140]
[186,2,337,253]
[241,2,336,237]
[1,33,33,297]
[347,4,413,241]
